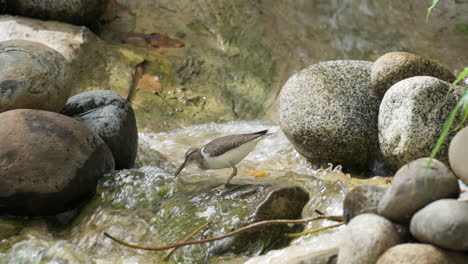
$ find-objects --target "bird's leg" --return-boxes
[224,166,237,187]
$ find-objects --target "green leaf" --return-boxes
[426,0,440,23]
[455,89,468,130]
[448,66,468,94]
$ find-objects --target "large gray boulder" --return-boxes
[449,126,468,185]
[378,158,459,224]
[379,76,465,170]
[280,60,380,171]
[371,52,455,98]
[61,90,138,169]
[0,109,114,215]
[410,199,468,251]
[0,40,71,113]
[337,214,402,264]
[5,0,107,27]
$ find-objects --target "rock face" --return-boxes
[371,52,455,98]
[0,109,114,215]
[449,127,468,185]
[378,76,465,170]
[337,214,401,264]
[280,60,380,171]
[5,0,107,27]
[61,90,138,169]
[377,243,468,264]
[378,158,459,224]
[0,40,71,113]
[410,199,468,251]
[343,185,386,223]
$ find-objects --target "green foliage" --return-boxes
[426,0,440,23]
[427,70,468,170]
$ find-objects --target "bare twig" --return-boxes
[161,222,209,261]
[288,222,344,237]
[103,215,343,251]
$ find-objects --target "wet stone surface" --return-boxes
[70,167,309,263]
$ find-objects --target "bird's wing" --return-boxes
[203,130,268,157]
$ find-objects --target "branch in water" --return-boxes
[161,222,210,261]
[103,215,344,251]
[288,222,344,237]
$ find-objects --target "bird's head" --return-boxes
[174,148,200,176]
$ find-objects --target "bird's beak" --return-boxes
[174,158,188,177]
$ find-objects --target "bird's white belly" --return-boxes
[201,139,260,169]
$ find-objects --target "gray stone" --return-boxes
[0,39,71,113]
[378,158,459,224]
[343,185,386,223]
[410,199,468,251]
[61,90,138,169]
[449,127,468,185]
[378,76,465,170]
[5,0,107,27]
[0,109,114,215]
[337,214,402,264]
[280,60,380,171]
[377,243,468,264]
[371,52,455,98]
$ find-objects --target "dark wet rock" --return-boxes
[343,185,386,223]
[449,127,468,185]
[337,214,402,264]
[0,109,114,215]
[73,167,309,263]
[0,39,71,114]
[410,199,468,251]
[280,60,380,171]
[377,243,468,264]
[378,76,465,170]
[371,52,456,98]
[0,238,95,263]
[134,140,176,170]
[5,0,107,27]
[378,158,459,224]
[61,90,138,169]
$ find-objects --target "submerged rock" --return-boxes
[343,185,386,223]
[377,243,468,264]
[0,39,71,113]
[378,76,465,170]
[371,52,455,98]
[449,127,468,185]
[0,238,95,264]
[337,214,402,264]
[4,0,107,27]
[280,60,380,171]
[378,158,459,224]
[410,199,468,251]
[61,90,138,169]
[71,167,309,263]
[0,109,114,215]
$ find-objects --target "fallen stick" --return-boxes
[103,215,343,251]
[161,222,209,261]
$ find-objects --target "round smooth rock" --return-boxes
[5,0,107,27]
[449,127,468,185]
[343,185,386,223]
[61,90,138,169]
[377,243,468,264]
[0,40,71,114]
[371,52,455,98]
[0,109,114,215]
[379,76,465,170]
[410,199,468,251]
[280,60,380,171]
[378,158,459,224]
[337,214,402,264]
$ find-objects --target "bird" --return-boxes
[174,130,270,186]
